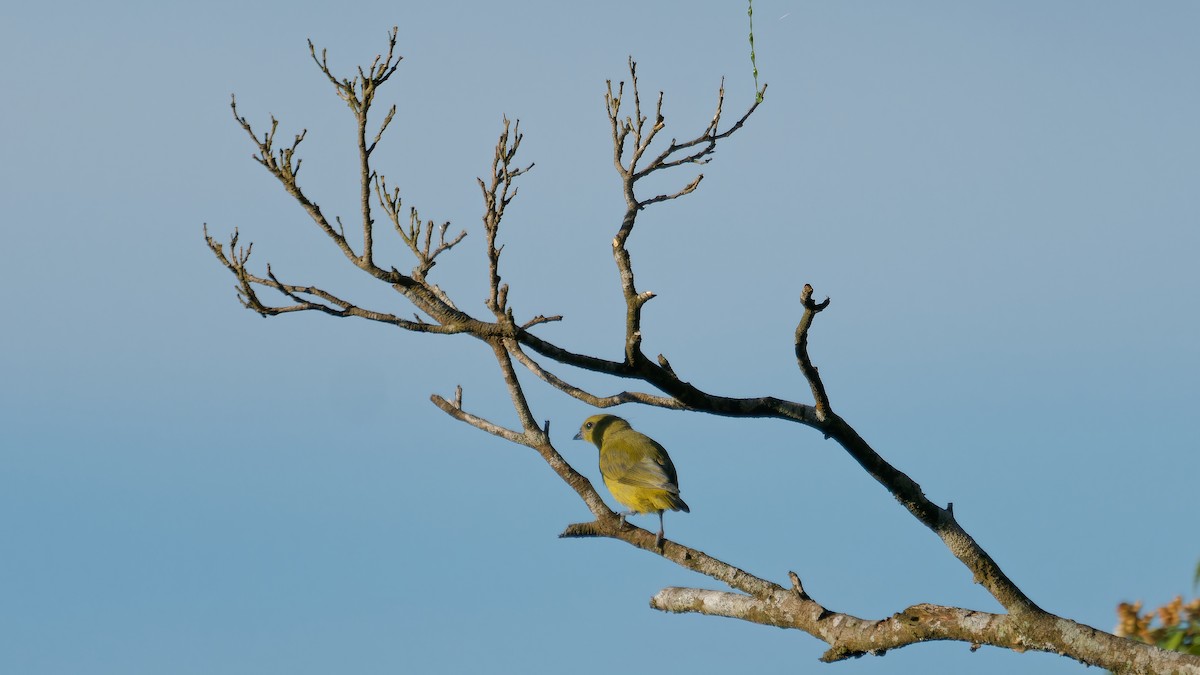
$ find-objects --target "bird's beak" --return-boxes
[572,432,583,440]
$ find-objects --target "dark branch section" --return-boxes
[203,29,1199,675]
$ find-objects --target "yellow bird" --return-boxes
[574,414,689,547]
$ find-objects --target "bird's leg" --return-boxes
[655,510,665,549]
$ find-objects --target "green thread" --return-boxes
[748,0,762,102]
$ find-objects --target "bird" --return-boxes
[574,414,689,548]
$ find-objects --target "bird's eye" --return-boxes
[585,422,593,429]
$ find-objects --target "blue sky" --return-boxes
[2,2,1197,673]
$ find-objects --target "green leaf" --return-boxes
[1162,629,1185,652]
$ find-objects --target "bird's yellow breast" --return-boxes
[602,477,680,514]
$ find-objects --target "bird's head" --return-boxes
[573,414,630,446]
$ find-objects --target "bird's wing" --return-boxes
[599,431,681,493]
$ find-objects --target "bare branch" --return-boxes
[795,283,832,420]
[787,284,1042,616]
[307,40,341,90]
[373,174,467,282]
[304,28,407,272]
[605,79,630,175]
[515,330,821,422]
[249,264,463,332]
[480,116,534,319]
[600,60,764,371]
[228,94,372,274]
[368,104,397,156]
[507,340,686,410]
[518,314,563,330]
[636,79,767,180]
[430,391,527,445]
[432,339,611,520]
[638,173,704,209]
[204,226,471,333]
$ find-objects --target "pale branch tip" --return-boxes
[656,353,676,377]
[788,571,809,600]
[800,283,831,312]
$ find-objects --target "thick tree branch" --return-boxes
[515,329,820,423]
[650,587,1198,673]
